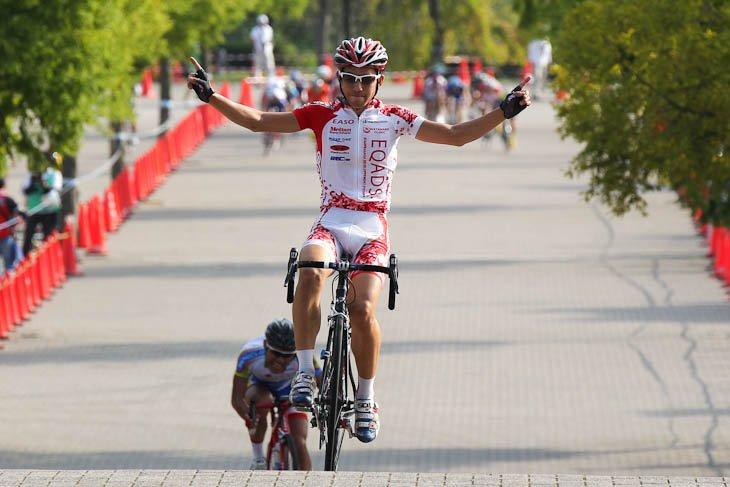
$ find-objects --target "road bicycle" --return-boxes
[284,247,399,470]
[248,398,300,470]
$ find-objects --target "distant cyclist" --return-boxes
[231,318,321,470]
[445,73,468,123]
[421,64,447,122]
[189,36,530,444]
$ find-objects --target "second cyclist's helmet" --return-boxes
[265,318,295,353]
[334,37,388,72]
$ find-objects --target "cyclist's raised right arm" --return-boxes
[187,56,301,134]
[209,94,301,133]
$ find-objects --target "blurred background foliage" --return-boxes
[1,0,725,222]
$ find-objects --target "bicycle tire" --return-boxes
[324,314,346,471]
[283,434,301,470]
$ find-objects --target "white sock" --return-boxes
[357,376,375,400]
[251,441,264,461]
[296,349,315,375]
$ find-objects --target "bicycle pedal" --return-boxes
[339,418,354,438]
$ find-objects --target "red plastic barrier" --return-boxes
[87,196,108,255]
[412,74,424,98]
[458,59,470,84]
[0,278,10,339]
[714,227,728,282]
[6,274,20,330]
[13,265,29,321]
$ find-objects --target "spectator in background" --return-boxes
[527,38,552,100]
[0,178,23,273]
[250,14,275,77]
[22,152,63,255]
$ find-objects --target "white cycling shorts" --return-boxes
[302,207,390,283]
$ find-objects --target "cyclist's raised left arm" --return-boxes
[415,108,506,146]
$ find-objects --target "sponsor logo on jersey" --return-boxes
[331,145,350,152]
[333,119,355,124]
[330,127,352,134]
[331,156,351,162]
[328,137,351,143]
[363,126,389,134]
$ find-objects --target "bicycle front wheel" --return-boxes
[324,314,347,471]
[282,434,300,470]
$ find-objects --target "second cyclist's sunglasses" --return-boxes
[265,343,296,358]
[338,72,382,86]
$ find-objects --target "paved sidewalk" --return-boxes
[1,471,728,487]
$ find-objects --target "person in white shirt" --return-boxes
[527,38,552,99]
[250,14,275,77]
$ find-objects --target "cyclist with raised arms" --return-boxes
[189,36,530,444]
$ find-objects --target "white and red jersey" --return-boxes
[293,98,424,213]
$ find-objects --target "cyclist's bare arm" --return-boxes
[210,94,301,133]
[231,373,251,422]
[416,79,530,146]
[415,108,506,146]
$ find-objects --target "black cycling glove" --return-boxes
[190,67,215,103]
[499,84,527,119]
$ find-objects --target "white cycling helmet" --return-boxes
[257,14,269,25]
[334,37,388,72]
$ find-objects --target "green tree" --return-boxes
[553,0,729,224]
[0,0,167,176]
[364,0,523,70]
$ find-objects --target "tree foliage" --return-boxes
[363,0,523,69]
[553,0,729,225]
[0,0,167,174]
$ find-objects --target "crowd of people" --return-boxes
[0,152,64,276]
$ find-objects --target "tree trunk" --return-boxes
[110,121,125,180]
[343,0,351,39]
[61,154,77,219]
[159,57,171,131]
[428,0,444,64]
[317,0,331,62]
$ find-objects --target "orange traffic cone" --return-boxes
[61,217,82,277]
[141,68,154,98]
[104,187,120,232]
[239,79,253,106]
[87,196,108,256]
[412,73,424,98]
[77,202,91,249]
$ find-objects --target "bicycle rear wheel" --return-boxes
[324,314,347,470]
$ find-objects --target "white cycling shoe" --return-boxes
[354,399,380,443]
[290,371,317,410]
[249,459,267,470]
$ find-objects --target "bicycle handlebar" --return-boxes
[284,248,399,310]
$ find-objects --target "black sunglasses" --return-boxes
[338,72,381,86]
